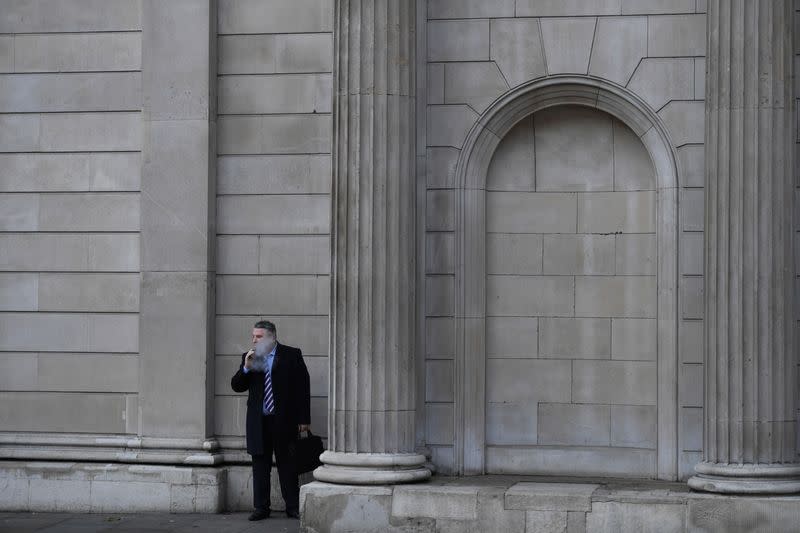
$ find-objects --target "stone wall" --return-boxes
[213,0,333,456]
[0,1,142,437]
[422,0,708,478]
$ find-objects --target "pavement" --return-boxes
[0,512,301,533]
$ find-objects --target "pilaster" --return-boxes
[689,0,798,494]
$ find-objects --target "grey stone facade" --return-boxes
[0,0,798,528]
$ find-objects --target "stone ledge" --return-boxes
[505,482,599,511]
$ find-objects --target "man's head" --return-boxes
[252,320,277,347]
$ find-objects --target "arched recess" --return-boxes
[451,76,680,480]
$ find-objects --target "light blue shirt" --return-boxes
[242,344,277,374]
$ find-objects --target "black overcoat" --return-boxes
[230,343,311,455]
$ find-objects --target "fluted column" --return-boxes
[313,0,430,485]
[689,0,798,494]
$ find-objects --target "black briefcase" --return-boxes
[295,430,324,474]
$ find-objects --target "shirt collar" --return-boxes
[268,344,277,358]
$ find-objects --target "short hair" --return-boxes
[254,320,277,336]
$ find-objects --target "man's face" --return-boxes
[252,328,269,346]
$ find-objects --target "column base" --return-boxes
[688,462,800,494]
[313,451,431,485]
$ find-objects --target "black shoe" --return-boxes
[285,509,300,519]
[248,509,270,521]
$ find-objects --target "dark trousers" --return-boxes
[251,415,299,513]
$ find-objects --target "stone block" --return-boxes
[217,115,331,155]
[425,403,454,445]
[589,17,647,86]
[648,14,706,57]
[217,275,328,315]
[680,406,703,451]
[680,277,704,319]
[0,36,12,72]
[427,63,444,105]
[587,502,685,533]
[426,317,455,357]
[487,234,543,275]
[217,154,330,195]
[217,315,328,356]
[572,360,657,405]
[610,405,657,448]
[538,403,611,446]
[516,0,621,16]
[575,276,656,318]
[490,19,547,88]
[629,58,695,111]
[543,235,615,276]
[681,189,704,231]
[218,74,331,114]
[216,235,258,274]
[40,112,141,152]
[427,232,455,274]
[487,192,577,233]
[218,34,332,74]
[0,114,40,152]
[304,355,329,398]
[539,318,611,359]
[694,58,705,99]
[0,273,37,311]
[393,486,478,520]
[428,0,514,19]
[29,479,91,512]
[613,121,656,191]
[0,312,137,352]
[621,0,695,14]
[679,363,703,408]
[427,105,479,148]
[0,194,38,231]
[0,72,140,113]
[0,475,29,510]
[218,0,332,34]
[444,62,508,112]
[486,401,537,445]
[425,360,454,402]
[615,234,657,275]
[487,446,656,477]
[677,145,704,187]
[0,353,37,390]
[0,153,141,193]
[486,359,572,403]
[38,354,138,393]
[680,232,703,275]
[689,497,800,532]
[0,0,141,33]
[428,20,489,62]
[259,235,330,275]
[0,391,128,433]
[427,147,459,188]
[659,101,705,146]
[486,316,538,358]
[426,190,455,231]
[487,275,574,317]
[214,396,245,436]
[506,482,599,512]
[91,480,171,512]
[525,510,567,533]
[39,193,139,232]
[540,18,597,75]
[487,116,535,191]
[577,191,656,234]
[426,275,455,316]
[38,273,138,312]
[0,234,138,273]
[13,33,141,72]
[534,106,614,192]
[679,320,703,363]
[611,318,657,361]
[217,195,329,235]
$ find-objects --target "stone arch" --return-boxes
[451,76,680,480]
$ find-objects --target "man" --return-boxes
[231,320,311,520]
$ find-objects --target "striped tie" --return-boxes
[263,368,274,415]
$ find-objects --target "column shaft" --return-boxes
[689,0,798,494]
[314,0,430,485]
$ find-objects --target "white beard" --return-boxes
[250,337,275,372]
